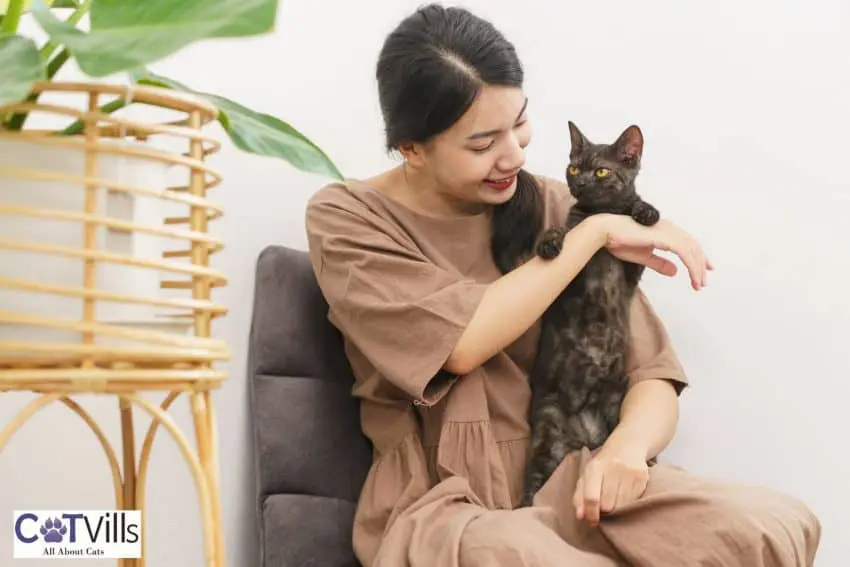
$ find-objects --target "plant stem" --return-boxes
[39,0,92,62]
[58,98,128,136]
[0,0,26,34]
[46,47,69,78]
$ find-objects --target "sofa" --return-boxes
[247,245,372,567]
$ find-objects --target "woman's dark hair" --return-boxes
[376,4,543,274]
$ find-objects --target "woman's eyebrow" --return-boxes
[467,98,529,140]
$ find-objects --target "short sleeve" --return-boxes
[626,288,689,394]
[305,187,488,406]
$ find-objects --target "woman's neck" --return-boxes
[392,165,486,217]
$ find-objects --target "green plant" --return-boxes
[0,0,342,180]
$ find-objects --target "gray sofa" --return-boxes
[248,245,372,567]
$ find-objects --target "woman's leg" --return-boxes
[598,462,821,567]
[534,449,820,567]
[459,506,622,567]
[374,475,624,567]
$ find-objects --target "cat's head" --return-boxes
[565,122,644,212]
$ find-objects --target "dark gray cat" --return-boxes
[520,121,660,507]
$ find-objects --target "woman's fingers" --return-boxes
[581,463,604,526]
[684,246,703,290]
[664,227,708,290]
[691,241,708,288]
[645,253,678,277]
[573,475,584,517]
[600,470,620,513]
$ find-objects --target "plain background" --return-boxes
[1,0,848,565]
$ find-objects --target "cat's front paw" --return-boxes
[536,227,566,259]
[631,202,660,226]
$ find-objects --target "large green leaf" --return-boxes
[209,95,344,181]
[0,0,77,14]
[129,69,343,181]
[0,35,44,105]
[91,0,277,38]
[29,0,278,77]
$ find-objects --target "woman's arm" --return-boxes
[445,214,708,376]
[444,218,605,375]
[572,378,680,526]
[604,378,680,460]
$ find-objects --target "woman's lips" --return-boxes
[484,175,516,191]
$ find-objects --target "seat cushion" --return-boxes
[262,494,359,567]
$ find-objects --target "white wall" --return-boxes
[1,0,847,565]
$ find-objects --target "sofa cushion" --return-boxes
[262,494,359,567]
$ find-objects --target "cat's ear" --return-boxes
[568,121,590,159]
[612,125,643,166]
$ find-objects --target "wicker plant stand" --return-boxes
[0,82,229,567]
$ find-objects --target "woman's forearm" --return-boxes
[444,217,607,375]
[604,378,680,461]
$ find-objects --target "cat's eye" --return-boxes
[595,168,610,178]
[567,166,579,176]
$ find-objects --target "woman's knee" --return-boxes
[605,471,822,567]
[459,511,550,561]
[709,487,821,566]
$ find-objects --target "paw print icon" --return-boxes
[40,517,68,543]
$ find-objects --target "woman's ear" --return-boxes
[397,141,427,169]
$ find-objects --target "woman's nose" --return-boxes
[497,136,525,172]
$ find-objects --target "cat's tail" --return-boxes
[491,168,544,274]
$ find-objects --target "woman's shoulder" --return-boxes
[304,180,398,255]
[306,179,398,228]
[307,179,372,214]
[306,178,453,254]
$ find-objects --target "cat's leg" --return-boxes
[601,383,628,437]
[521,402,574,507]
[535,225,568,260]
[630,199,660,226]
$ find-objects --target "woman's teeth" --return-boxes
[485,176,516,190]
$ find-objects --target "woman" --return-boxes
[305,5,820,566]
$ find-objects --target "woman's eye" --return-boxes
[472,142,494,153]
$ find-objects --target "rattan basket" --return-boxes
[0,81,229,566]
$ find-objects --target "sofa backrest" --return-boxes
[248,245,371,566]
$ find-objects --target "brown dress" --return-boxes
[304,175,821,567]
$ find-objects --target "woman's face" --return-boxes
[406,85,532,212]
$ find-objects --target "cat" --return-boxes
[505,121,661,507]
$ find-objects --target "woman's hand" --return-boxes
[573,441,650,527]
[590,214,713,290]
